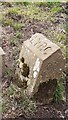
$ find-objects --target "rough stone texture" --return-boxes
[18,33,65,97]
[0,47,5,78]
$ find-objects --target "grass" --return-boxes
[2,18,24,30]
[9,32,23,47]
[10,38,17,47]
[0,97,2,113]
[2,83,36,114]
[8,7,19,15]
[21,6,43,20]
[4,67,12,77]
[0,13,3,22]
[51,6,61,13]
[2,99,9,113]
[3,3,61,22]
[20,3,61,21]
[53,75,65,103]
[15,31,22,39]
[13,23,23,30]
[17,90,36,114]
[35,2,60,7]
[43,25,66,58]
[2,84,16,113]
[2,18,13,26]
[9,35,18,46]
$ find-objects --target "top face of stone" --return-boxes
[0,47,5,56]
[24,33,60,60]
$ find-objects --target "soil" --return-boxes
[0,2,68,120]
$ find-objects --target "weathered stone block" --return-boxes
[19,33,65,97]
[0,47,5,78]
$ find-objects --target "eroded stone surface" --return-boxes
[0,47,5,78]
[17,33,65,97]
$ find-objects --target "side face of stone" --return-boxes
[0,47,5,78]
[19,43,42,96]
[0,47,5,56]
[38,49,65,84]
[0,56,2,78]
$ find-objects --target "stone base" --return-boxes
[32,79,57,104]
[17,33,65,97]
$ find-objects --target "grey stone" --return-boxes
[0,47,5,78]
[18,33,65,97]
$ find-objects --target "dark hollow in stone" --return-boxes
[21,57,24,63]
[23,63,27,68]
[22,63,30,77]
[18,64,19,68]
[22,79,28,89]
